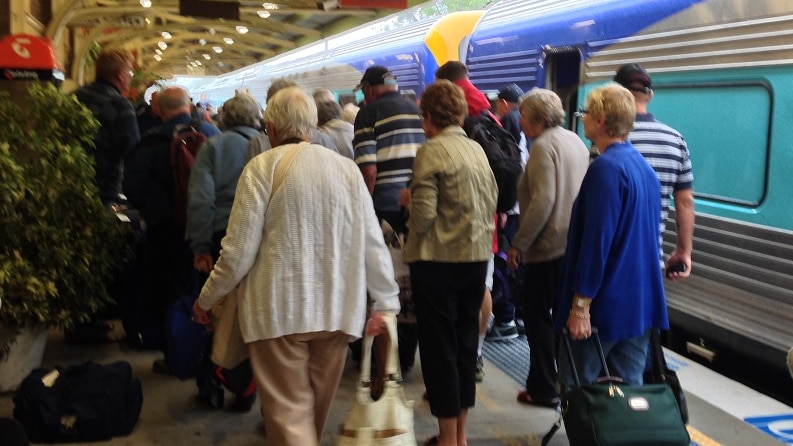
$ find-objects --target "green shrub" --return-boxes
[0,83,129,354]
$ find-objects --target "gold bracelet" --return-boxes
[570,309,591,320]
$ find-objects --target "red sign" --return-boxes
[340,0,408,8]
[0,34,61,70]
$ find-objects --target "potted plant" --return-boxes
[0,83,128,389]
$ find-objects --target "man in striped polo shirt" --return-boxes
[614,63,695,280]
[353,65,426,233]
[352,66,426,385]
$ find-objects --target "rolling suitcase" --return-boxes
[542,328,690,446]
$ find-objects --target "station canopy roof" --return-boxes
[57,0,426,77]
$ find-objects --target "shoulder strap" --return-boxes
[265,143,305,216]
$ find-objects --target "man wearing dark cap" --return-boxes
[614,63,694,280]
[352,65,425,231]
[496,83,525,145]
[352,65,425,387]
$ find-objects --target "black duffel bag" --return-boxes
[13,361,143,443]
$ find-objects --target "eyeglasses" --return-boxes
[573,107,588,118]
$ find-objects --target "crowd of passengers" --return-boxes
[58,47,694,446]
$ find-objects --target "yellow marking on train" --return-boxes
[687,425,723,446]
[475,385,504,413]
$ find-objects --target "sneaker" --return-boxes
[515,318,525,336]
[475,355,485,382]
[486,320,519,341]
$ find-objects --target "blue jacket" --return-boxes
[186,126,260,254]
[123,114,220,228]
[556,142,668,342]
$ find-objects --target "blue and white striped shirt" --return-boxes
[629,113,694,258]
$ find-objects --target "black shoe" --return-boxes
[152,358,173,375]
[197,375,225,409]
[230,393,256,412]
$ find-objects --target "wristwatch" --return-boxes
[575,297,590,309]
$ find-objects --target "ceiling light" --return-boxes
[212,46,223,53]
[140,0,151,7]
[161,32,172,39]
[236,26,248,34]
[153,54,162,61]
[257,10,271,18]
[217,61,225,67]
[199,38,207,45]
[194,60,202,66]
[262,2,278,9]
[157,41,168,50]
[223,37,234,44]
[203,54,211,60]
[155,49,162,55]
[208,28,216,35]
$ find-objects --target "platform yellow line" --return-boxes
[688,425,723,446]
[475,385,504,413]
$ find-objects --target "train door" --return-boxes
[543,48,582,130]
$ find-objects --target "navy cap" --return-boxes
[354,66,397,91]
[497,83,524,103]
[614,63,652,92]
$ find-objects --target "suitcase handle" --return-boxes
[562,327,619,388]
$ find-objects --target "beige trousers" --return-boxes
[248,331,350,446]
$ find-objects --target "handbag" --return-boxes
[337,314,416,446]
[381,221,414,324]
[210,287,247,369]
[209,143,306,368]
[542,328,690,446]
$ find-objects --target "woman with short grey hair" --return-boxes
[518,87,566,129]
[186,92,264,411]
[507,87,590,410]
[221,93,262,129]
[194,86,400,446]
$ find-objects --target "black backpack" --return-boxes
[13,361,143,442]
[464,112,523,212]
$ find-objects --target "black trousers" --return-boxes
[412,261,487,418]
[522,257,563,401]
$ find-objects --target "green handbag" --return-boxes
[542,329,690,446]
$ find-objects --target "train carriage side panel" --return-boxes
[465,0,793,371]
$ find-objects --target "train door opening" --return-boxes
[543,49,582,130]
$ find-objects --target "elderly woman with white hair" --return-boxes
[193,86,400,446]
[506,87,590,409]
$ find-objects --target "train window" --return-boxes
[651,82,771,208]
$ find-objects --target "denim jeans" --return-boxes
[558,329,650,393]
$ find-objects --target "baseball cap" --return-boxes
[353,66,397,91]
[613,63,652,92]
[497,83,524,103]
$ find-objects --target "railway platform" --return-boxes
[1,324,791,445]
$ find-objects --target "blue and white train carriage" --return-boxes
[466,0,793,373]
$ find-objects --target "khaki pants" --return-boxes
[248,331,350,446]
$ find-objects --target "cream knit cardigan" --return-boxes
[197,142,400,343]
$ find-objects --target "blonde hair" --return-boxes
[586,83,636,139]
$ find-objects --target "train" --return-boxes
[184,10,485,105]
[187,0,793,376]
